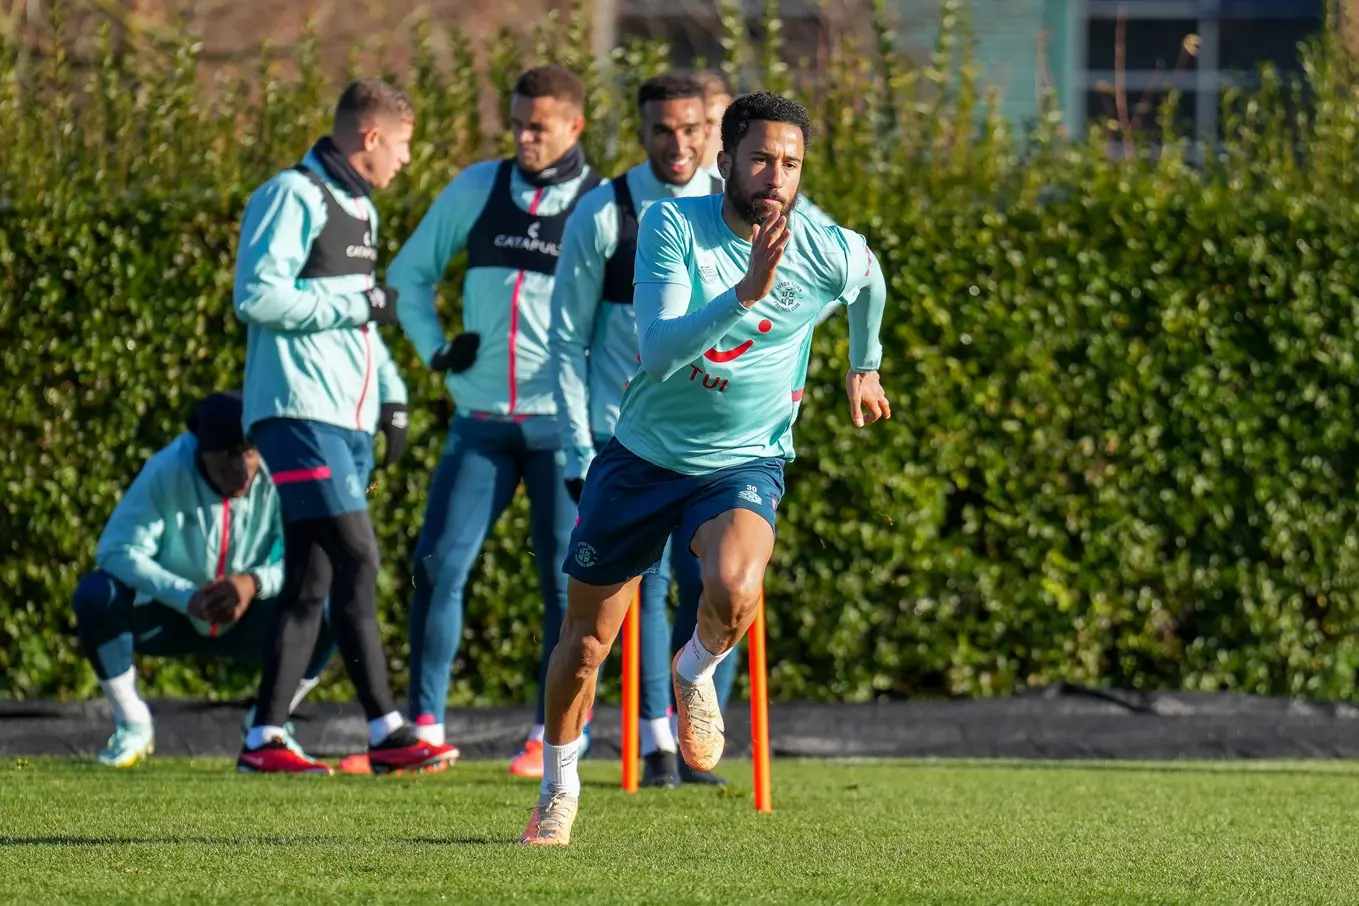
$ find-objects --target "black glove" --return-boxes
[565,478,585,504]
[430,333,480,374]
[364,285,399,325]
[378,403,408,467]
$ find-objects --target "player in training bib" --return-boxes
[521,91,890,845]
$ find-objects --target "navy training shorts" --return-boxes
[250,417,374,523]
[563,437,785,586]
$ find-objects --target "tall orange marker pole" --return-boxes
[621,587,640,793]
[750,590,772,813]
[623,586,772,812]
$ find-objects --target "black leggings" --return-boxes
[253,511,395,727]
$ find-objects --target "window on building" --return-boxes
[1076,0,1324,149]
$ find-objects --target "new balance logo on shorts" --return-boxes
[738,484,763,505]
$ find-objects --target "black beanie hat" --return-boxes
[186,391,248,453]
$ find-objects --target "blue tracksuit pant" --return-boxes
[408,413,574,726]
[72,570,335,682]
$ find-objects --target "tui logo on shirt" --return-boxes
[704,317,774,364]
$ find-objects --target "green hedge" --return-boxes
[5,0,1359,705]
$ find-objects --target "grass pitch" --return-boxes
[1,756,1355,904]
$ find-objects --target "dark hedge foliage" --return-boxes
[5,0,1358,706]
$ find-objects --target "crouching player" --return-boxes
[72,391,335,767]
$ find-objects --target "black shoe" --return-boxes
[679,759,727,786]
[370,724,420,750]
[641,750,680,788]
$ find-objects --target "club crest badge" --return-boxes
[771,281,803,312]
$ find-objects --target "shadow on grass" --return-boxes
[0,834,506,847]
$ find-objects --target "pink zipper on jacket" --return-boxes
[209,499,231,637]
[506,186,546,414]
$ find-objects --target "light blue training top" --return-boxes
[613,193,885,475]
[550,161,725,478]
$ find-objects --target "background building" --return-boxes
[605,0,1328,140]
[4,1,1331,140]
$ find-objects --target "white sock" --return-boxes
[640,717,677,756]
[289,676,320,714]
[101,668,152,728]
[669,711,679,741]
[413,722,445,746]
[527,723,546,744]
[675,630,732,683]
[246,725,287,749]
[540,736,583,797]
[368,711,404,745]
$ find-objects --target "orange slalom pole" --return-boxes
[750,589,772,813]
[621,586,640,793]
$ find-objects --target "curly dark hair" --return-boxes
[720,91,811,157]
[637,74,706,111]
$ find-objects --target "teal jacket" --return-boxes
[550,162,723,478]
[233,148,408,436]
[387,160,601,417]
[94,433,286,636]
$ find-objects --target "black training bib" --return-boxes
[292,165,377,280]
[600,173,722,305]
[465,159,602,277]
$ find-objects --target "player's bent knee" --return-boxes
[71,571,129,625]
[559,621,613,679]
[703,559,765,610]
[576,634,613,676]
